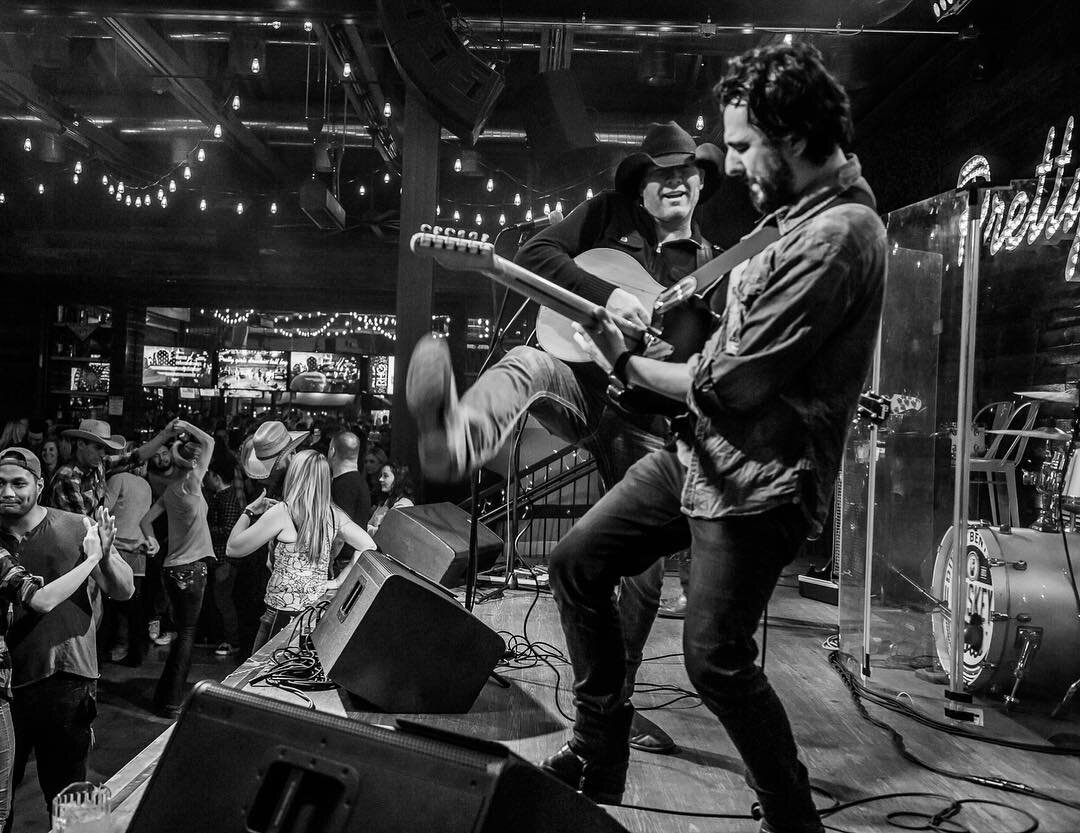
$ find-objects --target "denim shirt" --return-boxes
[680,155,886,533]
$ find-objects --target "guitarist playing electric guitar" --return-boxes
[407,122,728,756]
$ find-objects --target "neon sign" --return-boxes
[957,116,1080,282]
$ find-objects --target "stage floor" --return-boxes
[16,569,1080,833]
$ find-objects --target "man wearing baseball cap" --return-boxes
[49,418,180,518]
[0,447,133,821]
[408,120,727,755]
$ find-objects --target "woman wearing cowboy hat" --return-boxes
[407,121,725,755]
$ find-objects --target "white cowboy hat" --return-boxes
[240,421,309,480]
[61,419,126,451]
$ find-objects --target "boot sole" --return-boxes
[405,337,458,481]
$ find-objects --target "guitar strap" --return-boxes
[689,223,780,298]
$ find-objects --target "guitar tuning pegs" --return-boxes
[456,229,467,238]
[432,225,444,236]
[419,223,432,233]
[467,231,479,240]
[480,234,491,243]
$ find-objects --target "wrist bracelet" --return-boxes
[610,350,633,386]
[243,508,257,522]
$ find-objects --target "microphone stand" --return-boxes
[464,226,532,611]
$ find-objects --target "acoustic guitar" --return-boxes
[409,226,777,416]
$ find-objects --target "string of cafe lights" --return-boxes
[203,309,486,341]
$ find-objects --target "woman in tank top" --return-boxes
[226,449,377,653]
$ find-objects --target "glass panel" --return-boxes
[840,177,1080,743]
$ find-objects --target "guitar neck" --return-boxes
[411,232,605,328]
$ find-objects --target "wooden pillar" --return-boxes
[390,85,440,484]
[109,299,147,438]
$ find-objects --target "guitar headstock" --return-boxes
[410,226,496,273]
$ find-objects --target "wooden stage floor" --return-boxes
[103,571,1080,833]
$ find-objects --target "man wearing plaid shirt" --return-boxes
[49,419,179,516]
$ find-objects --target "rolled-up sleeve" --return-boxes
[691,226,856,418]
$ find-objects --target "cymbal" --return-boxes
[1014,390,1077,404]
[987,428,1072,441]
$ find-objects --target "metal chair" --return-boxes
[969,400,1040,527]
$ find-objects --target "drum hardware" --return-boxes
[986,427,1072,440]
[1050,676,1080,718]
[1014,390,1078,405]
[1003,626,1043,712]
[1012,560,1028,570]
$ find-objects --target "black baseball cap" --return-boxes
[0,447,42,479]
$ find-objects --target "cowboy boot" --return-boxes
[405,335,468,482]
[539,744,629,805]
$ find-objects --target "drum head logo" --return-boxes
[941,527,995,686]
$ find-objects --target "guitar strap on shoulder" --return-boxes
[689,223,780,297]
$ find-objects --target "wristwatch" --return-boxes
[243,508,258,522]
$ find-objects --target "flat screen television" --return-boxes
[70,363,110,393]
[289,352,362,394]
[143,346,212,388]
[218,349,287,392]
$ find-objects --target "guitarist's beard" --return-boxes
[744,151,796,215]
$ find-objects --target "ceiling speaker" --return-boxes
[377,0,505,145]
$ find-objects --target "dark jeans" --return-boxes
[232,552,270,662]
[8,673,96,826]
[252,608,299,654]
[548,449,821,833]
[0,699,11,829]
[111,576,147,666]
[461,346,668,694]
[154,559,208,713]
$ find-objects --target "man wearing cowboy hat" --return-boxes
[407,120,727,755]
[49,418,181,518]
[230,420,308,661]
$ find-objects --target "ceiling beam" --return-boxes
[100,15,291,183]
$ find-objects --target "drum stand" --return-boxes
[1051,677,1080,719]
[1002,626,1042,712]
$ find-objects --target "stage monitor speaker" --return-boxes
[518,69,598,158]
[312,550,505,713]
[377,0,504,145]
[374,502,502,588]
[127,682,629,833]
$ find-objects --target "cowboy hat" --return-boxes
[171,439,200,469]
[62,419,126,451]
[240,421,309,480]
[614,121,723,200]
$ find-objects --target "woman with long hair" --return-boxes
[0,420,28,452]
[226,450,376,653]
[39,439,61,487]
[366,462,415,537]
[362,445,387,506]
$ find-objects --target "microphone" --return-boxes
[505,209,563,231]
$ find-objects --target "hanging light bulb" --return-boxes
[101,174,108,186]
[117,181,125,194]
[168,179,176,193]
[161,196,168,208]
[213,123,223,139]
[475,212,482,226]
[543,202,551,215]
[157,187,164,200]
[342,61,352,78]
[108,184,115,195]
[143,195,150,208]
[0,193,5,204]
[199,198,207,212]
[498,213,506,226]
[74,160,82,175]
[72,173,79,185]
[783,33,793,45]
[383,172,390,184]
[513,192,521,206]
[555,200,563,214]
[197,147,206,163]
[435,205,441,215]
[270,201,278,214]
[135,196,142,207]
[485,177,495,193]
[525,208,533,222]
[452,209,460,221]
[183,165,191,180]
[586,187,594,200]
[383,101,392,119]
[453,158,462,173]
[695,113,705,132]
[125,194,131,206]
[231,94,241,110]
[115,190,122,202]
[304,20,313,32]
[358,184,366,196]
[236,201,244,214]
[250,57,261,74]
[38,183,45,195]
[23,137,31,152]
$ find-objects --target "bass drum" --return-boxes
[932,524,1080,697]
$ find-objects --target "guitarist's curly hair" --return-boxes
[715,42,853,165]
